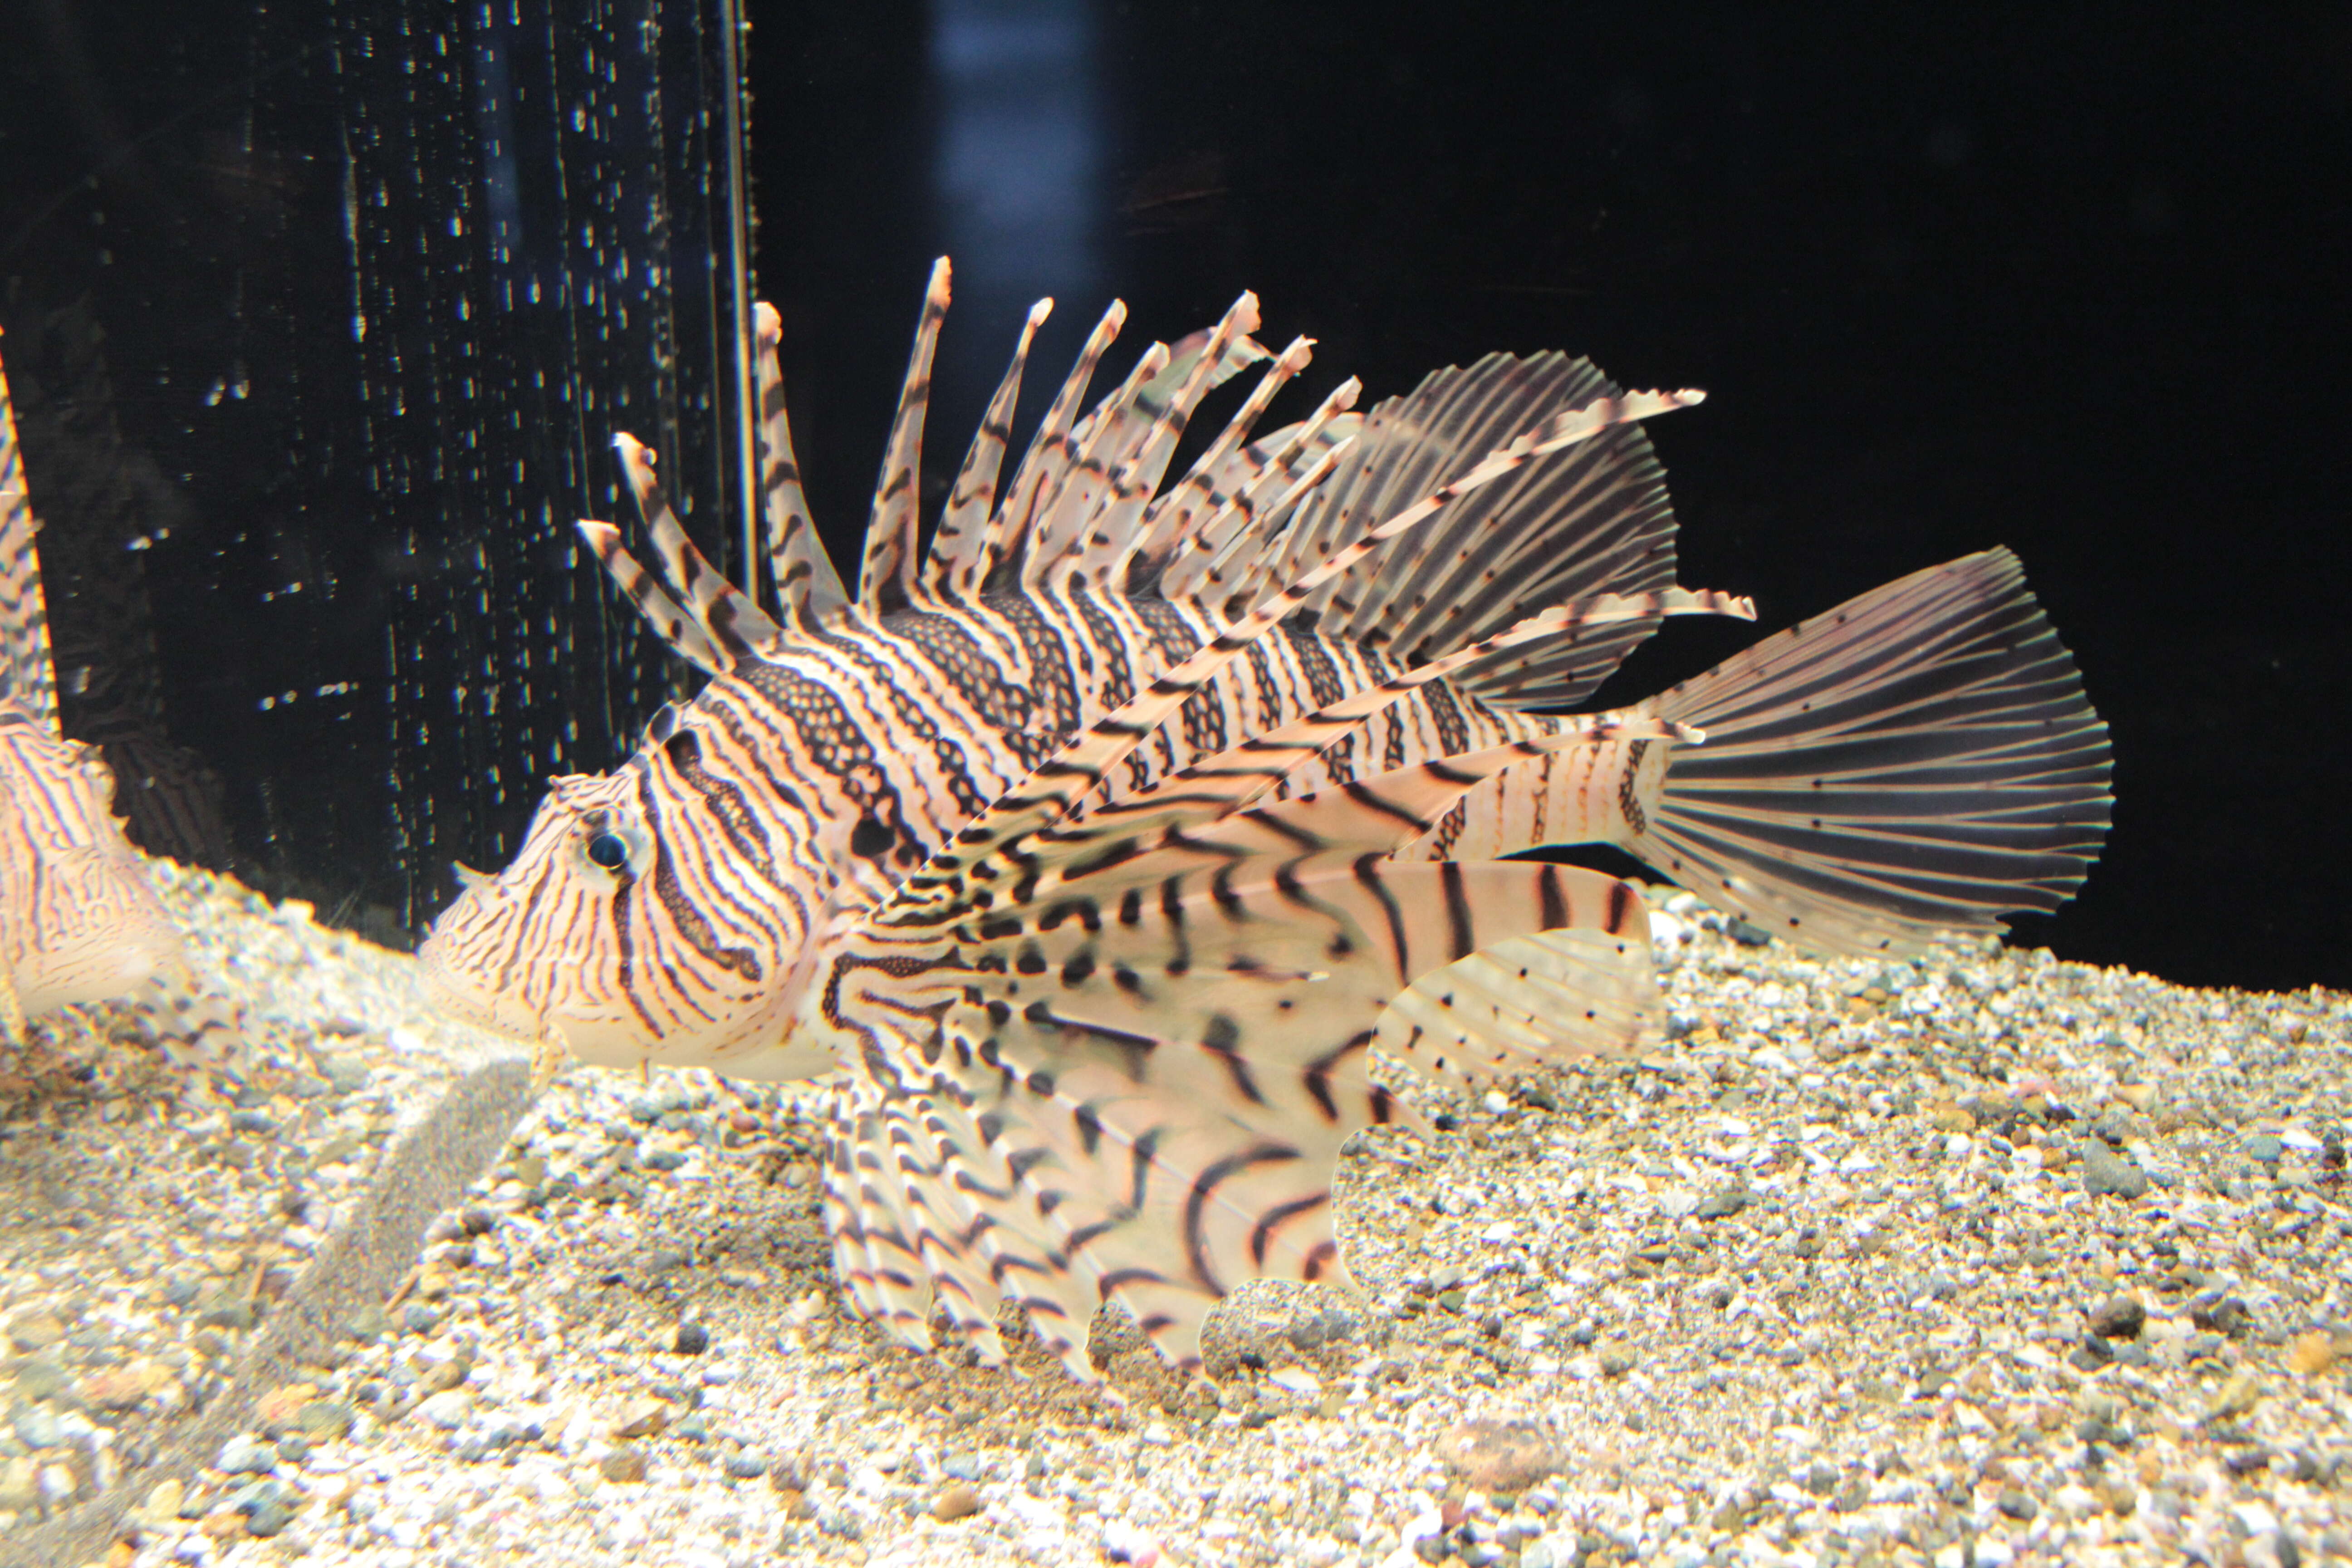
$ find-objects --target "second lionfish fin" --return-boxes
[1634,548,2114,955]
[859,257,952,617]
[926,297,1054,603]
[0,332,57,728]
[751,302,850,626]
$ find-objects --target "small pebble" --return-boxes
[2081,1142,2151,1199]
[2088,1293,2147,1339]
[931,1482,983,1521]
[10,1405,64,1449]
[5,1316,63,1354]
[600,1445,648,1483]
[1695,1183,1753,1220]
[215,1435,277,1475]
[1435,1419,1563,1492]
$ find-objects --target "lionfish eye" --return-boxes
[585,831,631,871]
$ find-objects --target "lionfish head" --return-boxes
[417,716,836,1080]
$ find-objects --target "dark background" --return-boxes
[1,0,2347,992]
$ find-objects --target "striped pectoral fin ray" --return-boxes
[0,339,57,726]
[830,838,1642,1374]
[1638,547,2114,954]
[860,257,953,617]
[750,301,849,625]
[820,1073,1014,1365]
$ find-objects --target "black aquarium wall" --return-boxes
[1,0,2347,992]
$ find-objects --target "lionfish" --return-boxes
[421,261,2110,1380]
[0,329,245,1066]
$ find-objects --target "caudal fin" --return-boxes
[1634,548,2111,956]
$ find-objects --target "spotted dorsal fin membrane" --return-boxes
[895,386,1703,912]
[1125,334,1317,588]
[926,297,1054,604]
[1016,338,1174,587]
[1632,547,2113,956]
[1022,320,1270,591]
[750,303,850,627]
[858,258,952,618]
[0,327,56,728]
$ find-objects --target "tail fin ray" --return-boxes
[1634,548,2112,955]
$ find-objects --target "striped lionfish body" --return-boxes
[0,330,245,1066]
[421,261,2112,1377]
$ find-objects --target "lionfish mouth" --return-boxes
[412,943,530,1042]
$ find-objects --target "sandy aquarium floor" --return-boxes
[0,863,2346,1568]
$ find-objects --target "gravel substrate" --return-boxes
[0,862,2346,1568]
